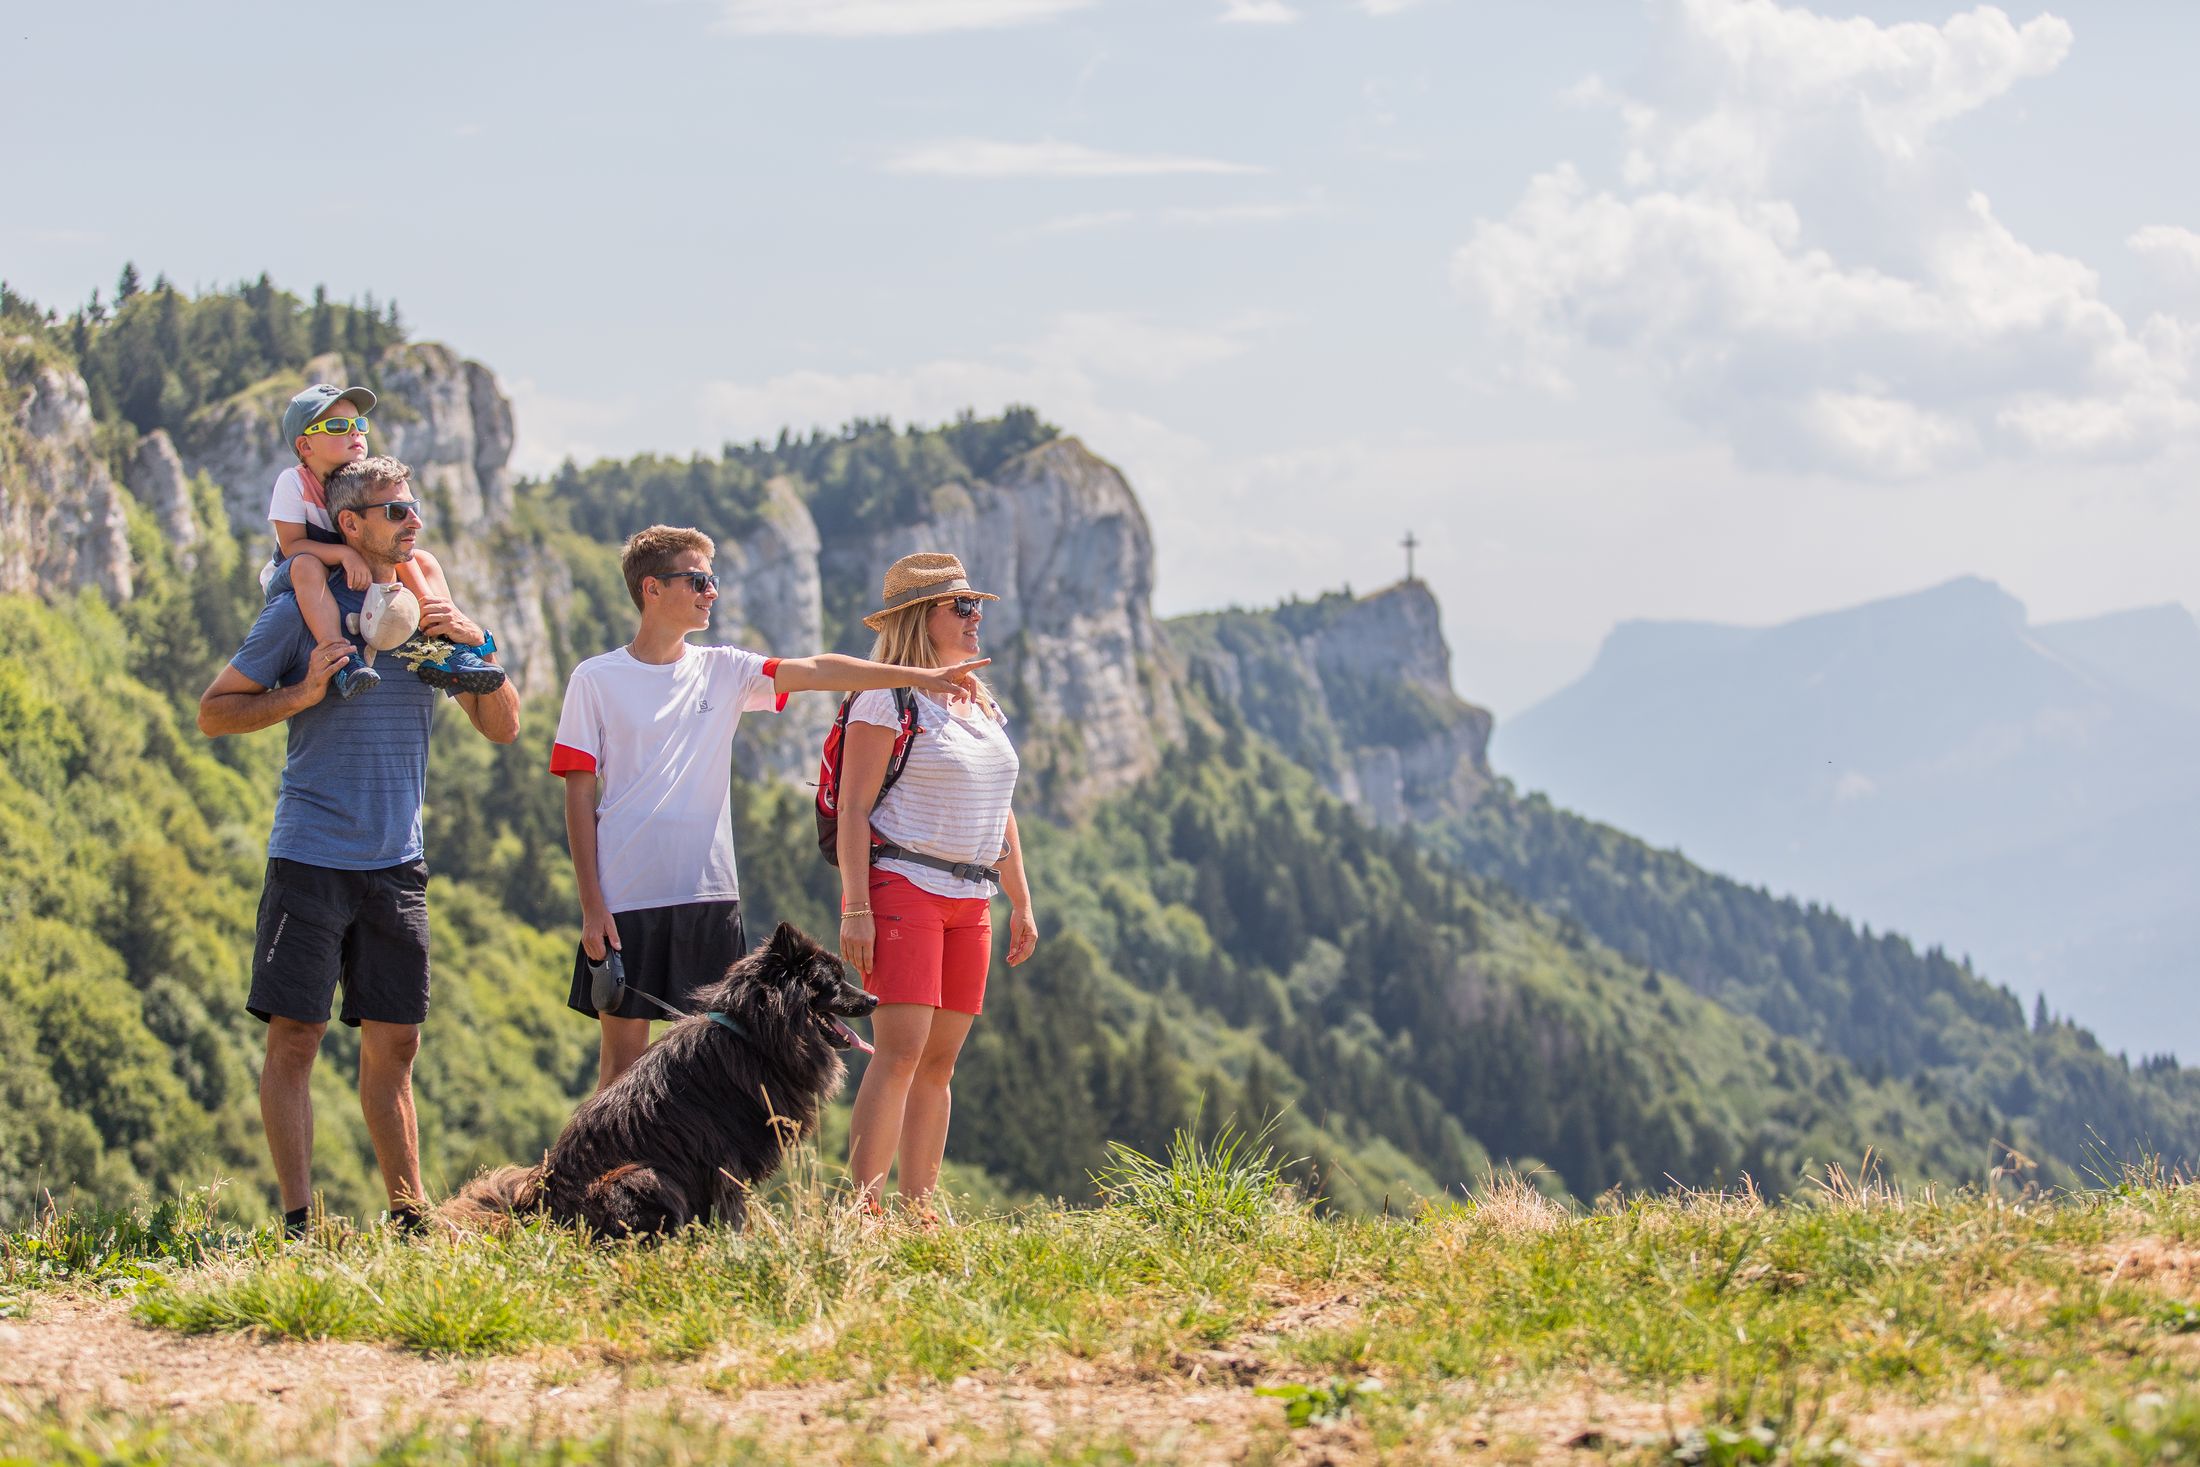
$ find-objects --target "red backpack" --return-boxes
[815,688,920,865]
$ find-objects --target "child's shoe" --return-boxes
[393,634,507,695]
[333,651,381,699]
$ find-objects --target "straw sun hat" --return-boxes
[862,552,999,632]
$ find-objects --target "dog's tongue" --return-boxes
[829,1017,876,1055]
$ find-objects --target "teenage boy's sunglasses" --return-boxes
[938,595,983,619]
[300,415,370,437]
[657,571,718,593]
[346,498,424,524]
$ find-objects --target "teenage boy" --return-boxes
[199,455,522,1235]
[552,525,986,1089]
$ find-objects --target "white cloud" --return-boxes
[2131,225,2200,287]
[1162,198,1322,226]
[886,138,1267,178]
[714,0,1093,37]
[695,312,1265,446]
[1027,196,1321,234]
[1453,0,2200,478]
[1027,209,1140,236]
[1038,312,1262,381]
[1218,0,1298,22]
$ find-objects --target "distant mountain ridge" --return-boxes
[1497,576,2200,1059]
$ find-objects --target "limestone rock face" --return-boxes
[1166,580,1492,826]
[1308,582,1494,824]
[0,353,133,601]
[4,323,1477,830]
[701,476,829,783]
[126,430,197,572]
[373,343,508,532]
[172,374,293,539]
[816,438,1181,812]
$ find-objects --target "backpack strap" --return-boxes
[868,841,1002,886]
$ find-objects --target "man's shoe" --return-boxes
[392,635,507,695]
[333,652,381,699]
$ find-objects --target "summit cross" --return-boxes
[1401,530,1419,583]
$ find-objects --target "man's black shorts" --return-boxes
[567,900,745,1020]
[248,857,432,1027]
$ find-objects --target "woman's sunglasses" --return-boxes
[346,498,424,524]
[658,571,718,593]
[300,415,370,437]
[938,595,983,619]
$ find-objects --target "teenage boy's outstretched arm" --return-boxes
[770,654,989,700]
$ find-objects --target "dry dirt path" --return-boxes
[0,1293,1697,1464]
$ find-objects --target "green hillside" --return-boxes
[2,274,2190,1225]
[1162,589,2200,1187]
[1434,788,2200,1184]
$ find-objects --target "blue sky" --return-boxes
[9,0,2199,714]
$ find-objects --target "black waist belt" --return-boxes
[872,841,1001,886]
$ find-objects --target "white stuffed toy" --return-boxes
[347,583,422,667]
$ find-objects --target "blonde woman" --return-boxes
[838,553,1038,1215]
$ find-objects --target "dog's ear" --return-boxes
[767,921,805,967]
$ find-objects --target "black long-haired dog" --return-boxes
[445,921,877,1237]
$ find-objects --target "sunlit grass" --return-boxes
[9,1152,2200,1462]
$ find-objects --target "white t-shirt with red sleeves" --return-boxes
[550,644,787,914]
[267,465,336,535]
[848,688,1020,901]
[258,466,337,591]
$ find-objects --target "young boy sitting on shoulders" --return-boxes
[265,383,504,696]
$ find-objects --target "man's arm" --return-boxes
[416,589,520,742]
[564,772,619,961]
[772,653,989,700]
[197,639,352,736]
[453,677,522,744]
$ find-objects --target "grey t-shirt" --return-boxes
[229,586,438,871]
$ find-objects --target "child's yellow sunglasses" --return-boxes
[300,415,370,437]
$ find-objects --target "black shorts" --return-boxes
[248,857,432,1027]
[567,900,746,1021]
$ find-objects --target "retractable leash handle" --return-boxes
[587,947,735,1025]
[586,947,630,1013]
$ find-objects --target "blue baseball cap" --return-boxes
[281,383,377,443]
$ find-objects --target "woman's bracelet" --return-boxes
[840,906,872,921]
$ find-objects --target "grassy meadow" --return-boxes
[5,1136,2200,1464]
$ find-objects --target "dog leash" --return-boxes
[619,984,749,1041]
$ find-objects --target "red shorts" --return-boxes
[864,869,992,1015]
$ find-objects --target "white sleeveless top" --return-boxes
[848,687,1020,900]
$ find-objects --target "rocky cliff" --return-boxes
[0,342,133,602]
[0,331,1476,823]
[1166,582,1494,825]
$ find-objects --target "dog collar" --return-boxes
[704,1010,748,1041]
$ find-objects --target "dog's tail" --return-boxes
[439,1162,549,1232]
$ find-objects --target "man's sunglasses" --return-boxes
[300,415,370,437]
[657,571,718,593]
[938,595,983,619]
[345,498,424,524]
